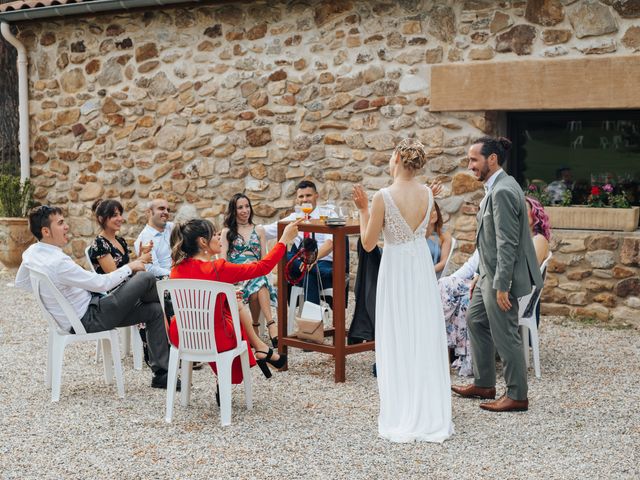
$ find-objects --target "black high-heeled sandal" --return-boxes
[266,320,278,349]
[255,357,272,379]
[215,382,220,406]
[256,348,287,370]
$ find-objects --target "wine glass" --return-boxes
[301,202,313,223]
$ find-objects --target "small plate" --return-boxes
[325,218,346,226]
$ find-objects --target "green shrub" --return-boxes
[0,175,34,217]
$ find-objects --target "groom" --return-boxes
[452,136,543,412]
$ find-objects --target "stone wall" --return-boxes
[543,231,640,328]
[14,0,640,277]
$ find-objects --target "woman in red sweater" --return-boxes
[169,218,301,382]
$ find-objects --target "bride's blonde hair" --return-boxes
[394,138,427,171]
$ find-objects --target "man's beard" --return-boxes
[478,164,490,182]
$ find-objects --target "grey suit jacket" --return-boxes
[476,171,544,298]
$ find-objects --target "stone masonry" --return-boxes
[11,0,640,323]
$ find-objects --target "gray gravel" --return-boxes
[1,269,638,480]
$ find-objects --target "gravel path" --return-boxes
[1,270,638,480]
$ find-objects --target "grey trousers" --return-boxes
[467,276,528,400]
[80,271,169,374]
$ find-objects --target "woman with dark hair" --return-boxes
[220,194,279,347]
[425,201,453,278]
[88,199,152,274]
[169,217,301,382]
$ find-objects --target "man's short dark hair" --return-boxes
[28,205,63,240]
[472,136,513,166]
[295,180,317,192]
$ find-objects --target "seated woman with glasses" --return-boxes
[168,218,301,382]
[220,193,279,348]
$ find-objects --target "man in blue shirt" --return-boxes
[134,199,173,279]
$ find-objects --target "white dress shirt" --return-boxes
[262,208,334,262]
[479,168,503,211]
[15,242,132,331]
[134,222,174,278]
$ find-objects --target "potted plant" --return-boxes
[0,174,35,268]
[526,181,640,232]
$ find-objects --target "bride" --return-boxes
[353,138,454,443]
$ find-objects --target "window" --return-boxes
[507,110,640,206]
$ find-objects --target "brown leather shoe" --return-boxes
[480,394,528,412]
[451,384,496,400]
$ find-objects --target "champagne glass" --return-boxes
[301,202,313,223]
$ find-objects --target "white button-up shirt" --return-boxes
[263,209,334,262]
[134,222,174,278]
[15,242,132,331]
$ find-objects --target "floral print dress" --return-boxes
[227,227,277,306]
[438,275,473,377]
[88,235,130,274]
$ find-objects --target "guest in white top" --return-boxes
[134,199,174,279]
[16,205,175,390]
[262,180,335,304]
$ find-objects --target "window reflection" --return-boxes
[508,111,640,206]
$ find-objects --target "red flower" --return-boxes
[591,186,601,196]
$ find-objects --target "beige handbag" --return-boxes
[294,316,325,344]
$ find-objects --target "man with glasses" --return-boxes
[15,205,178,390]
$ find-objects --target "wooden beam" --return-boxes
[430,55,640,112]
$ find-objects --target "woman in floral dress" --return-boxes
[220,194,279,348]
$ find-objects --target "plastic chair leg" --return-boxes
[95,339,102,364]
[120,326,131,356]
[45,329,53,388]
[110,331,125,398]
[101,338,114,385]
[239,349,253,411]
[180,360,193,407]
[530,324,541,378]
[520,325,530,368]
[131,327,143,371]
[50,337,66,402]
[288,286,304,336]
[165,347,180,423]
[217,358,233,426]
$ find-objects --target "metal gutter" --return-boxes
[1,22,29,181]
[0,0,201,22]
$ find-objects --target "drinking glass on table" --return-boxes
[301,202,313,223]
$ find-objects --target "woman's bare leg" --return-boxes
[256,287,277,340]
[247,293,261,336]
[239,304,280,361]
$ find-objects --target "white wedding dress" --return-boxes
[376,186,454,443]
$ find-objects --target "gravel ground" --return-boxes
[1,269,638,480]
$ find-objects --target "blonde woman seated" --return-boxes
[169,218,301,382]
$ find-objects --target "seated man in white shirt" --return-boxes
[263,180,336,305]
[134,199,173,279]
[15,205,177,390]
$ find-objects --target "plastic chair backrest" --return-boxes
[518,252,553,318]
[441,237,457,277]
[85,245,96,273]
[28,267,87,335]
[157,279,242,356]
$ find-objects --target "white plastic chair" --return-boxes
[518,252,552,379]
[86,245,143,370]
[28,267,124,402]
[157,279,253,426]
[439,237,457,279]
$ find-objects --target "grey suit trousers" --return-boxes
[80,271,169,374]
[467,275,527,400]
